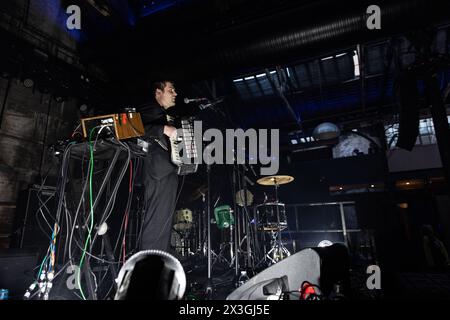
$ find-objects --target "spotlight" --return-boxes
[312,122,340,140]
[397,203,408,209]
[318,240,333,247]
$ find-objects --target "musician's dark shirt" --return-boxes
[138,102,177,180]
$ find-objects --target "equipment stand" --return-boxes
[205,164,214,299]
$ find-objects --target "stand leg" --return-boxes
[205,164,214,299]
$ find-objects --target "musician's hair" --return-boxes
[152,80,175,94]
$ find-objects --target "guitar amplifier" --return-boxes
[81,112,145,140]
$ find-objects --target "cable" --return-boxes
[77,126,100,300]
[121,159,133,263]
[54,130,132,299]
[298,281,323,300]
[77,133,131,297]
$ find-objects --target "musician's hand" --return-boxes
[163,125,177,138]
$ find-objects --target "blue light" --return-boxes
[33,0,84,42]
[140,0,191,18]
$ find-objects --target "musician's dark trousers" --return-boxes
[140,172,178,251]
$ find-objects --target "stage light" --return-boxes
[318,240,333,247]
[370,184,375,188]
[312,122,340,140]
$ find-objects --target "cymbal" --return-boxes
[256,175,294,186]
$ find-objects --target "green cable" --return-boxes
[37,253,49,280]
[77,127,97,300]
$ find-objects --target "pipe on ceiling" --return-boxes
[153,0,450,80]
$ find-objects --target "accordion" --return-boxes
[167,115,199,175]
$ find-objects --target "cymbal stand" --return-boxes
[271,179,290,264]
[242,167,254,270]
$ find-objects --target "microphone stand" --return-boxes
[232,164,239,280]
[205,163,213,299]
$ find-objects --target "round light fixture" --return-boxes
[312,122,340,140]
[318,240,333,247]
[23,78,34,88]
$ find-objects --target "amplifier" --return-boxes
[81,112,145,140]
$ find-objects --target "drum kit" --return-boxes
[255,175,294,266]
[171,175,295,269]
[171,208,195,257]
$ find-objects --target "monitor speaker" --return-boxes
[226,244,350,300]
[226,248,321,300]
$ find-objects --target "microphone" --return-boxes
[184,97,209,104]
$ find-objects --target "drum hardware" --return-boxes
[264,231,291,265]
[256,202,288,232]
[171,229,191,257]
[255,175,294,266]
[211,205,236,268]
[171,209,195,258]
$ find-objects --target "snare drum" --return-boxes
[173,209,193,231]
[256,202,287,231]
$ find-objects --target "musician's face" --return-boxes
[155,82,177,109]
